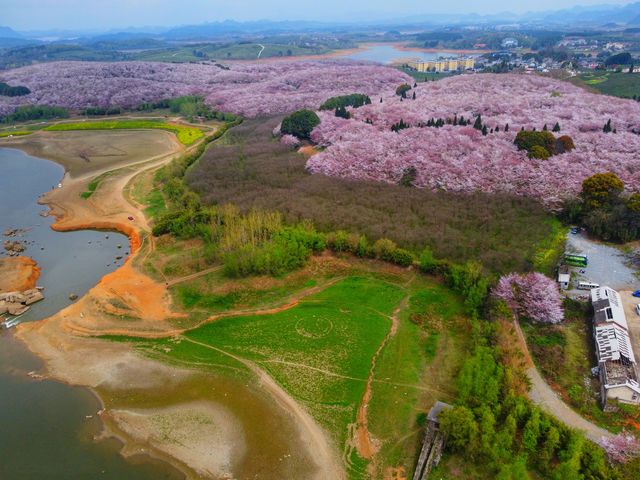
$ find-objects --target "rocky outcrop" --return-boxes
[0,256,41,292]
[0,288,44,316]
[3,240,26,256]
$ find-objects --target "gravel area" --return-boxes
[565,231,639,292]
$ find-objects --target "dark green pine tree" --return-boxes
[412,91,416,100]
[334,105,350,119]
[505,123,509,132]
[543,123,548,131]
[552,122,561,132]
[473,114,483,130]
[603,118,612,133]
[482,125,488,136]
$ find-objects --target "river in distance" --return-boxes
[0,147,183,480]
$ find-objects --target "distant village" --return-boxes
[405,34,640,76]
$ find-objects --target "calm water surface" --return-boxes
[343,44,465,64]
[0,148,183,480]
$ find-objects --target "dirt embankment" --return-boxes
[0,256,40,292]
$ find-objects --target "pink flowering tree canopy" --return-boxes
[0,60,410,118]
[599,432,640,463]
[493,272,564,324]
[279,134,300,148]
[307,73,640,209]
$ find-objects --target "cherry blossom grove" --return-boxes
[307,74,640,208]
[0,60,409,118]
[492,272,564,324]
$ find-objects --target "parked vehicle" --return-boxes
[633,290,640,298]
[578,281,600,290]
[636,304,640,316]
[570,228,579,234]
[564,254,588,267]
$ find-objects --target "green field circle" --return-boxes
[294,316,334,339]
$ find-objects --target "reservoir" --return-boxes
[0,148,183,480]
[343,43,467,64]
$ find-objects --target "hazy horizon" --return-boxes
[2,0,637,32]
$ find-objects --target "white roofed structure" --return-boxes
[590,286,640,409]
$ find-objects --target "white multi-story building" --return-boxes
[591,286,640,409]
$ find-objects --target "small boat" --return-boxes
[2,314,24,329]
[3,319,20,329]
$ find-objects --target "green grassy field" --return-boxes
[367,278,468,475]
[397,66,454,82]
[173,274,318,314]
[44,119,204,145]
[107,272,468,478]
[183,276,404,452]
[0,130,32,138]
[577,71,640,98]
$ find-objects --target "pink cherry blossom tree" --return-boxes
[493,272,564,324]
[599,432,640,463]
[279,134,300,148]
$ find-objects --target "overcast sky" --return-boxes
[2,0,636,31]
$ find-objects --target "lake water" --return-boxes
[0,148,183,480]
[343,44,464,64]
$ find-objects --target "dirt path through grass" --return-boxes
[166,265,223,287]
[180,336,347,480]
[259,358,447,394]
[355,296,409,463]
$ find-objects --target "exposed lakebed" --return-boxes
[0,147,183,480]
[0,147,322,480]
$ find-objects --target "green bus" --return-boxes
[564,254,588,267]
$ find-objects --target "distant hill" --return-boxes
[537,2,640,25]
[0,26,22,38]
[163,20,345,39]
[0,37,39,49]
[5,2,640,46]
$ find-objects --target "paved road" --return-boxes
[527,366,613,443]
[566,232,638,291]
[511,320,613,443]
